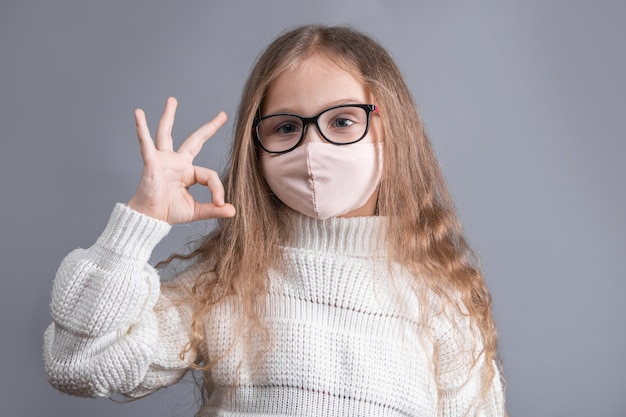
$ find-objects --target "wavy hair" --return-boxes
[174,24,503,414]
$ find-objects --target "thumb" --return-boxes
[193,202,236,221]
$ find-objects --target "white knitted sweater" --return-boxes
[44,203,505,416]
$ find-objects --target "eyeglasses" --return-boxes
[253,104,379,154]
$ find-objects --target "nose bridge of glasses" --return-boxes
[301,115,325,144]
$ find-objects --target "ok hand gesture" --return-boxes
[128,97,236,224]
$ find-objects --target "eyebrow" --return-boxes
[264,98,366,117]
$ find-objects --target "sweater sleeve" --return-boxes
[43,203,195,398]
[434,307,506,417]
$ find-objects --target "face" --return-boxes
[261,54,382,217]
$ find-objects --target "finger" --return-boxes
[193,202,236,221]
[134,108,155,157]
[155,97,177,151]
[194,165,226,206]
[178,111,228,159]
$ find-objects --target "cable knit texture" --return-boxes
[44,203,505,416]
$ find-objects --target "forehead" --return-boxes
[262,55,370,115]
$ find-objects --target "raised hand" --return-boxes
[128,97,236,224]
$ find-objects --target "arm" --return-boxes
[43,97,235,398]
[43,204,193,397]
[434,308,506,417]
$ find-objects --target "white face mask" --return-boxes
[260,142,383,219]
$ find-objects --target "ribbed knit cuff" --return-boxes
[94,203,171,262]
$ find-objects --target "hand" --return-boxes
[128,97,236,224]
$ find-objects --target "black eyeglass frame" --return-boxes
[252,103,379,154]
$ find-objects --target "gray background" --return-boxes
[1,1,624,416]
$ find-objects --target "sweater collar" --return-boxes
[281,210,387,257]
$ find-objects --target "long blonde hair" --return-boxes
[178,24,502,412]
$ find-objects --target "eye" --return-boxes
[332,118,355,128]
[276,122,300,135]
[322,107,365,133]
[258,115,303,138]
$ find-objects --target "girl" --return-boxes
[44,25,506,416]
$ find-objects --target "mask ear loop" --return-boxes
[373,106,382,217]
[373,185,381,216]
[375,195,379,216]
